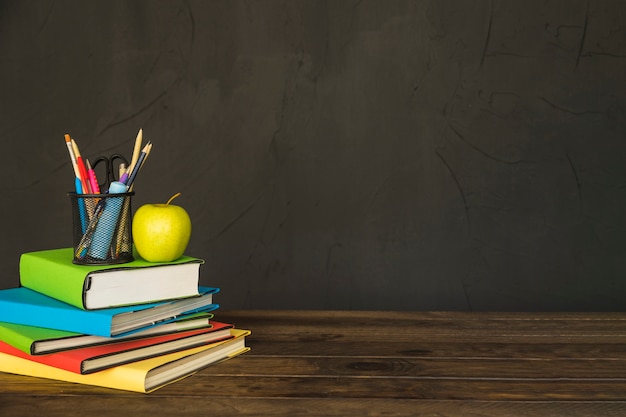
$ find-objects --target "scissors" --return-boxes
[91,153,130,191]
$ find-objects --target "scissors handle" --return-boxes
[92,154,130,189]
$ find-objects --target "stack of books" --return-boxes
[0,247,250,393]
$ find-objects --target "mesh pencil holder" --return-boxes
[68,191,135,265]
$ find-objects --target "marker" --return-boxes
[118,162,127,180]
[85,159,101,195]
[75,177,88,234]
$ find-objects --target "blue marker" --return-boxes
[75,177,87,234]
[87,181,128,260]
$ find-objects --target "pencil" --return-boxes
[126,141,151,189]
[71,139,91,194]
[126,129,143,175]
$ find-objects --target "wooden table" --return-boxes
[2,310,626,416]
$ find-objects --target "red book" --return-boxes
[0,321,233,374]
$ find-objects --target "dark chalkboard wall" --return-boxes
[1,1,625,311]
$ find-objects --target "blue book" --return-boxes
[0,286,219,337]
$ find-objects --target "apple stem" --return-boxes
[166,192,182,206]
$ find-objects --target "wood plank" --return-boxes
[4,354,626,394]
[218,310,626,322]
[164,375,626,401]
[217,311,626,332]
[216,310,626,341]
[6,370,605,402]
[2,397,626,417]
[204,355,626,379]
[9,369,625,401]
[241,340,626,358]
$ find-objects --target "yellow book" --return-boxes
[0,328,250,393]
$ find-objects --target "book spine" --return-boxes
[0,324,35,355]
[0,342,82,373]
[0,299,113,337]
[0,352,147,392]
[19,251,88,310]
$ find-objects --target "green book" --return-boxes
[19,248,204,310]
[0,312,213,355]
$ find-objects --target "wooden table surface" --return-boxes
[2,310,626,416]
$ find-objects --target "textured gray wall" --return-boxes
[1,1,625,310]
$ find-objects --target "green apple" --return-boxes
[132,192,192,262]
